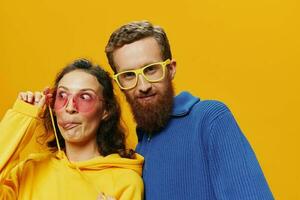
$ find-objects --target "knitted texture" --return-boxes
[136,91,273,200]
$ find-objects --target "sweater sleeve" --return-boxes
[0,99,43,198]
[207,108,274,200]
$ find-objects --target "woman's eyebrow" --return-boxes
[57,86,96,93]
[80,88,97,93]
[57,86,69,90]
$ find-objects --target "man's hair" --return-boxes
[105,20,172,73]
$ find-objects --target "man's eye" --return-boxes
[120,72,136,80]
[144,65,159,74]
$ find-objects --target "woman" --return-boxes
[0,59,144,200]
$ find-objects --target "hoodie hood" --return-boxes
[53,151,144,195]
[56,151,143,175]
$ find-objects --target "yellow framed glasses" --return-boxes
[113,59,171,90]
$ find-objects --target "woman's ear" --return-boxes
[101,109,109,121]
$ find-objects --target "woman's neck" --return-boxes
[65,140,100,162]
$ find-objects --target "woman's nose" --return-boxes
[65,96,78,114]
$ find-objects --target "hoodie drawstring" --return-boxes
[48,105,102,194]
[48,105,61,152]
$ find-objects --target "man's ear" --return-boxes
[168,59,176,80]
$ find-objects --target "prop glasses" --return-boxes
[113,59,171,90]
[53,89,104,113]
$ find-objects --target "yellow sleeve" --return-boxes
[0,160,26,200]
[0,99,43,197]
[118,172,144,200]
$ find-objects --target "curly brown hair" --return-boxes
[43,59,135,159]
[105,20,172,73]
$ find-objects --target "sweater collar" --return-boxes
[171,91,200,117]
[136,91,200,141]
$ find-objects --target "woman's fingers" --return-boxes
[18,92,27,101]
[38,95,46,107]
[18,92,33,103]
[43,87,54,105]
[43,87,50,95]
[96,193,105,200]
[96,193,115,200]
[26,91,34,103]
[34,91,42,105]
[35,92,47,108]
[18,91,46,108]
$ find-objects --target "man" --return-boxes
[105,21,274,199]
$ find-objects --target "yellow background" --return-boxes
[0,0,299,199]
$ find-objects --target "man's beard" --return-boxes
[125,80,174,134]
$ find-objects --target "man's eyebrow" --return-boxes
[122,61,161,71]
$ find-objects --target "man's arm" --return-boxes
[207,107,274,199]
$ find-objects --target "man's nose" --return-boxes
[136,74,152,93]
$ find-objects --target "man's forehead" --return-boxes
[113,38,162,72]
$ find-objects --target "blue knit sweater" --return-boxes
[136,91,273,200]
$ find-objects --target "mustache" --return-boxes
[125,80,175,134]
[136,92,156,98]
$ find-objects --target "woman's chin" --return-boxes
[62,129,83,143]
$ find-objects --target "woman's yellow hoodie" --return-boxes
[0,99,144,200]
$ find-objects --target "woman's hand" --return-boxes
[18,87,53,108]
[97,193,116,200]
